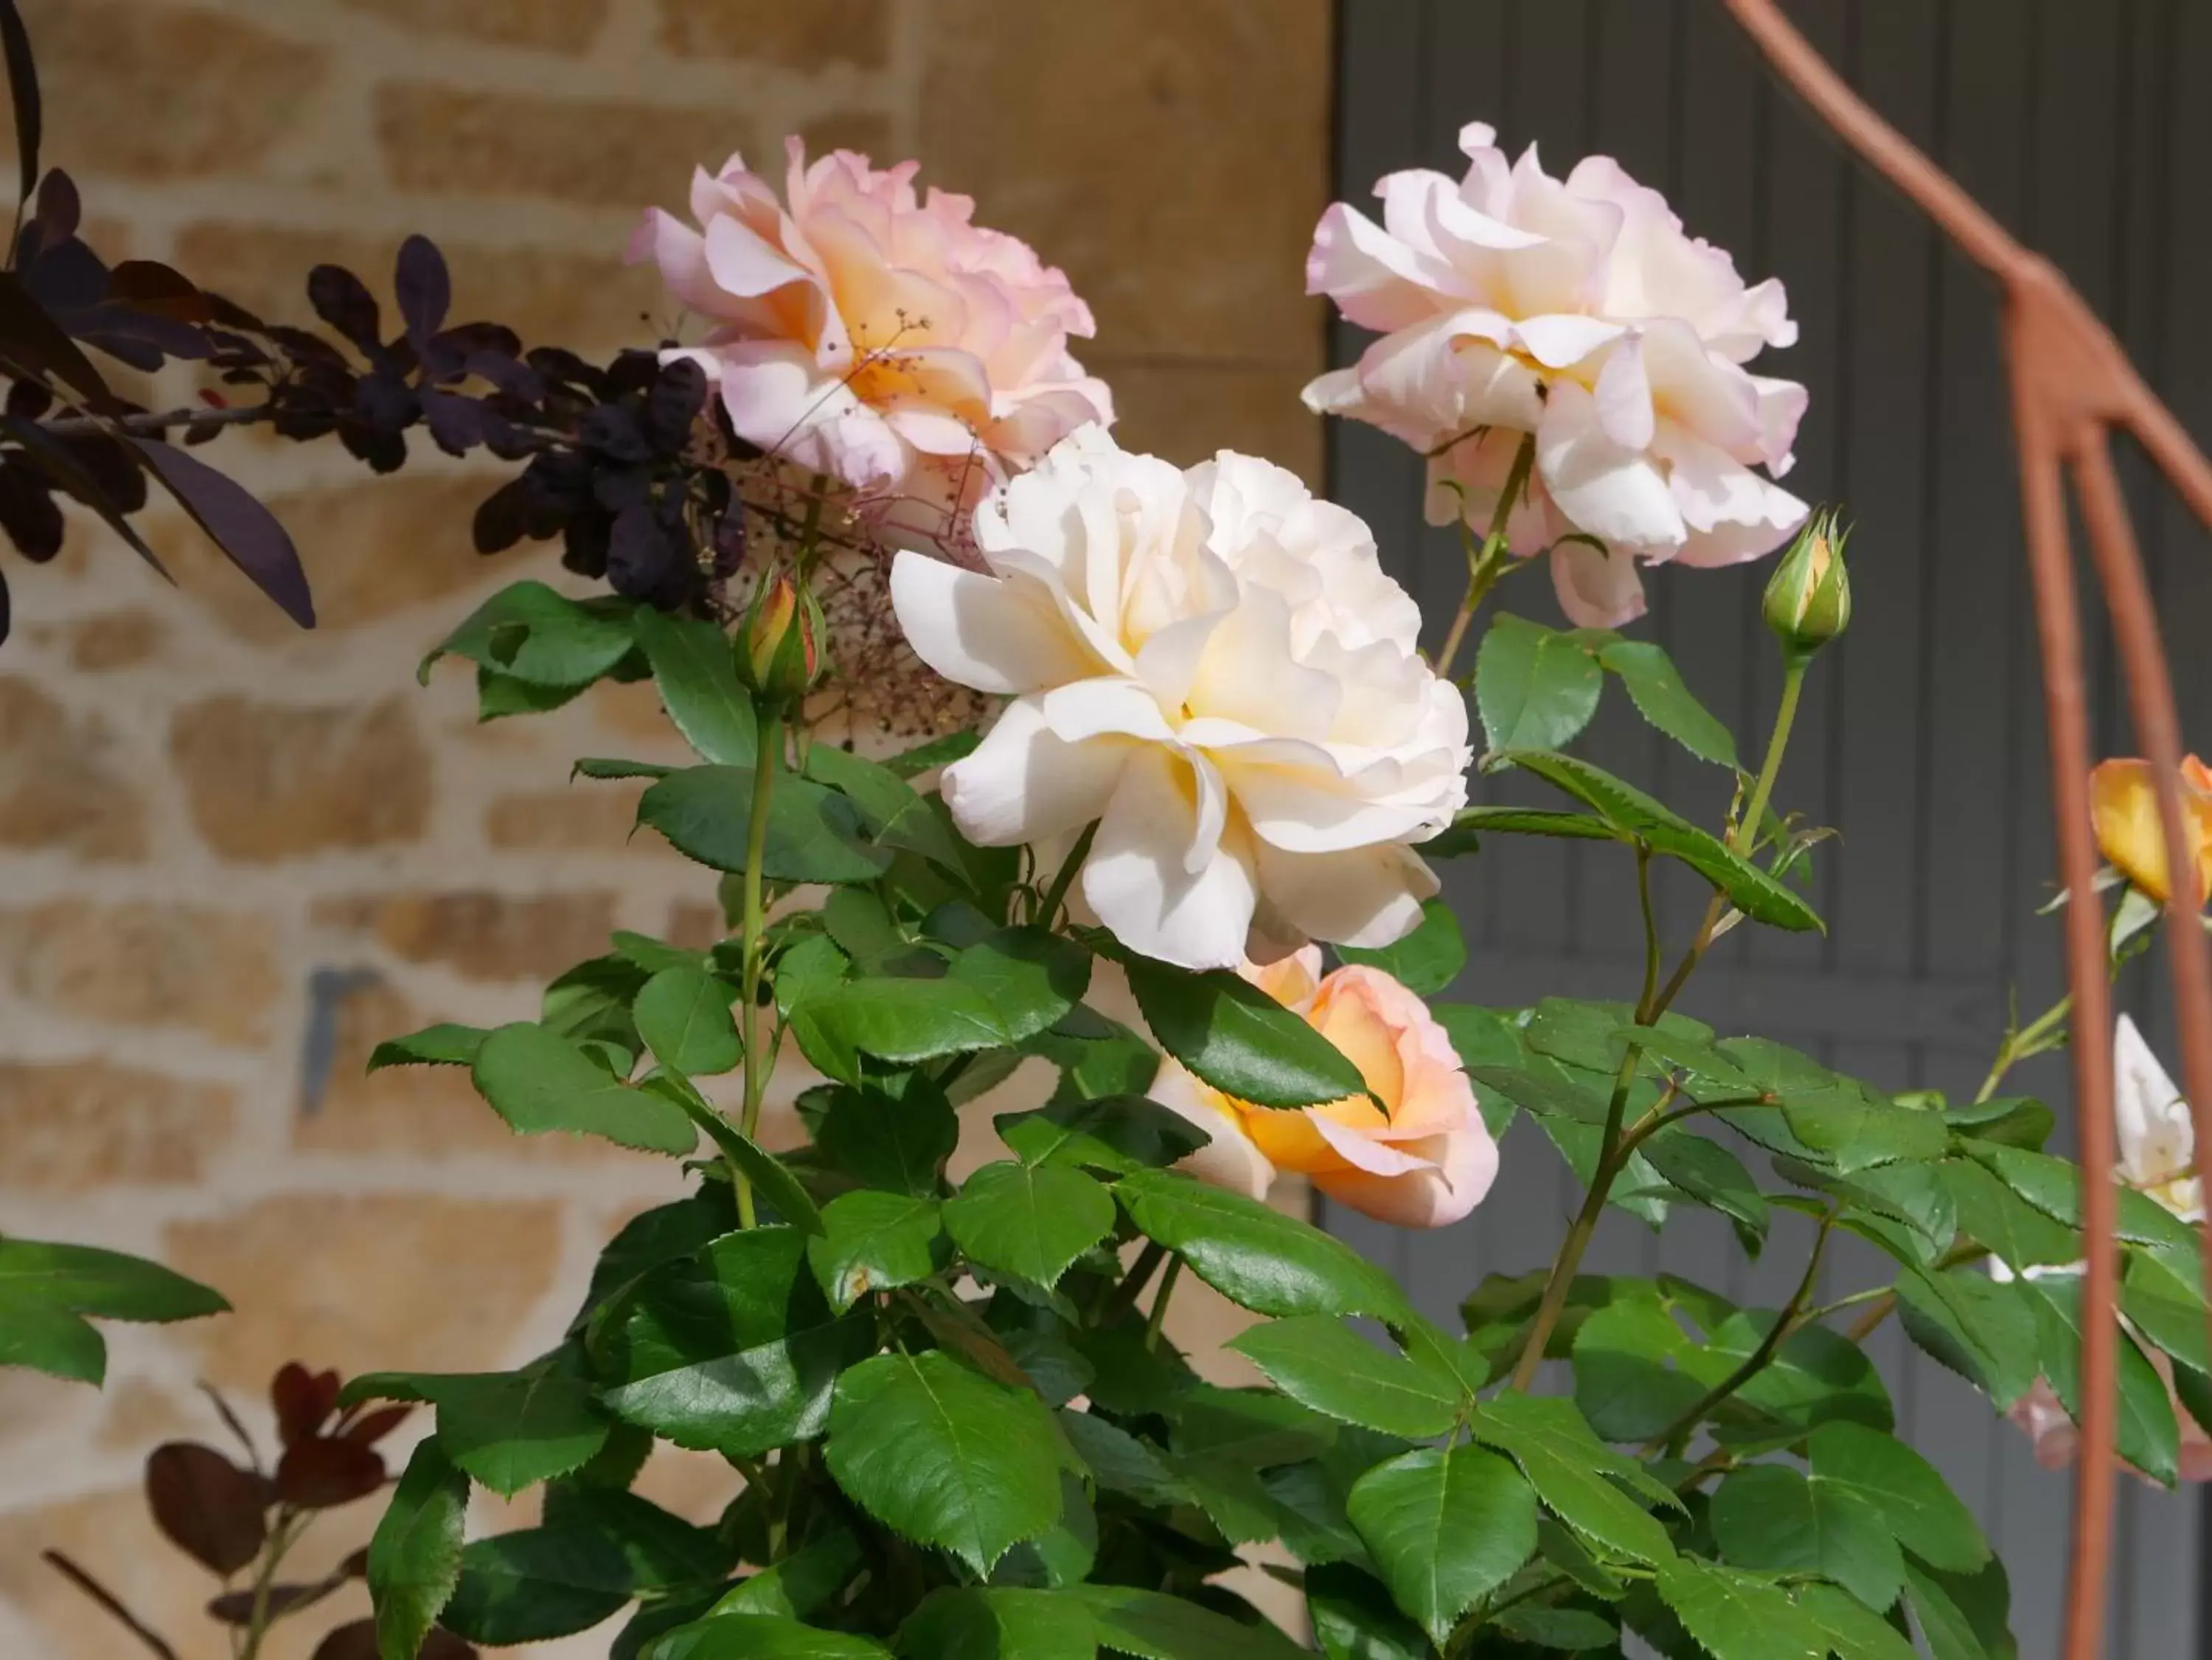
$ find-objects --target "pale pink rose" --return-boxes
[628,141,1113,549]
[1150,952,1498,1227]
[1302,122,1809,627]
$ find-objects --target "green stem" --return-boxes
[1647,653,1815,1016]
[1103,1241,1168,1322]
[1635,844,1662,1023]
[735,701,784,1230]
[1640,1213,1835,1454]
[1977,991,2071,1103]
[1037,818,1100,927]
[1433,432,1537,680]
[1840,1240,1988,1343]
[1509,1042,1644,1392]
[237,1512,305,1660]
[1144,1255,1183,1352]
[1733,653,1809,860]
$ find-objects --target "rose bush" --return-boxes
[12,55,2206,1659]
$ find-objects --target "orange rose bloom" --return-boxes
[2089,755,2212,904]
[1150,949,1498,1227]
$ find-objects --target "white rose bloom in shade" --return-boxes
[888,426,1470,971]
[1303,122,1809,627]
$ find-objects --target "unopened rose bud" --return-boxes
[1762,509,1851,660]
[740,576,822,705]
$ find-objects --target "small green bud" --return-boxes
[738,575,823,704]
[1762,509,1851,658]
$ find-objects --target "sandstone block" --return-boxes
[170,696,431,860]
[0,902,279,1045]
[14,0,324,181]
[314,888,615,982]
[1091,355,1322,487]
[0,678,146,859]
[658,0,891,69]
[0,1059,234,1192]
[919,0,1330,362]
[377,84,754,206]
[164,1193,567,1391]
[56,609,164,671]
[341,0,608,52]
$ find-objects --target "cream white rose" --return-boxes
[889,427,1470,970]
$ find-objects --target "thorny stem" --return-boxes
[1649,652,1814,1016]
[1433,432,1538,680]
[1510,652,1817,1394]
[1978,991,2073,1103]
[1103,1241,1169,1322]
[735,700,783,1230]
[1144,1255,1183,1352]
[37,402,279,439]
[1640,1213,1837,1454]
[1509,1042,1644,1392]
[1635,845,1662,1022]
[1037,819,1100,928]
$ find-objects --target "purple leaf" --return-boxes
[3,414,167,576]
[420,388,482,457]
[32,167,77,252]
[0,270,114,408]
[394,234,451,350]
[306,265,380,355]
[129,438,313,628]
[0,0,39,212]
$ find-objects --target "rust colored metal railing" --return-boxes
[1722,3,2212,1655]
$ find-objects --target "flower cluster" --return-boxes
[1304,122,1809,626]
[629,141,1113,554]
[891,426,1470,972]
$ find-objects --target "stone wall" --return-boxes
[0,2,1332,1656]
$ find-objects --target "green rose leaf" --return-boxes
[1332,898,1466,996]
[1346,1445,1538,1642]
[995,1095,1210,1176]
[1596,638,1739,769]
[785,978,1010,1086]
[1304,1563,1433,1660]
[633,607,757,766]
[1476,613,1605,753]
[639,765,892,885]
[1894,1266,2039,1409]
[444,1490,731,1646]
[1228,1317,1469,1439]
[1792,1583,1919,1660]
[900,1587,1096,1660]
[645,1076,822,1236]
[653,1617,892,1659]
[1653,1556,1826,1660]
[635,966,743,1078]
[1121,953,1368,1109]
[814,1080,959,1196]
[597,1227,873,1457]
[342,1365,611,1496]
[1070,1583,1311,1660]
[1496,749,1823,932]
[944,1161,1116,1290]
[1806,1420,1988,1573]
[1708,1461,1904,1611]
[366,1021,488,1072]
[1902,1558,2014,1660]
[1115,1168,1410,1322]
[0,1238,229,1384]
[470,1023,696,1155]
[2022,1274,2181,1485]
[1467,1392,1678,1565]
[367,1438,468,1660]
[807,1191,948,1313]
[422,580,636,688]
[824,1350,1071,1574]
[949,927,1092,1042]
